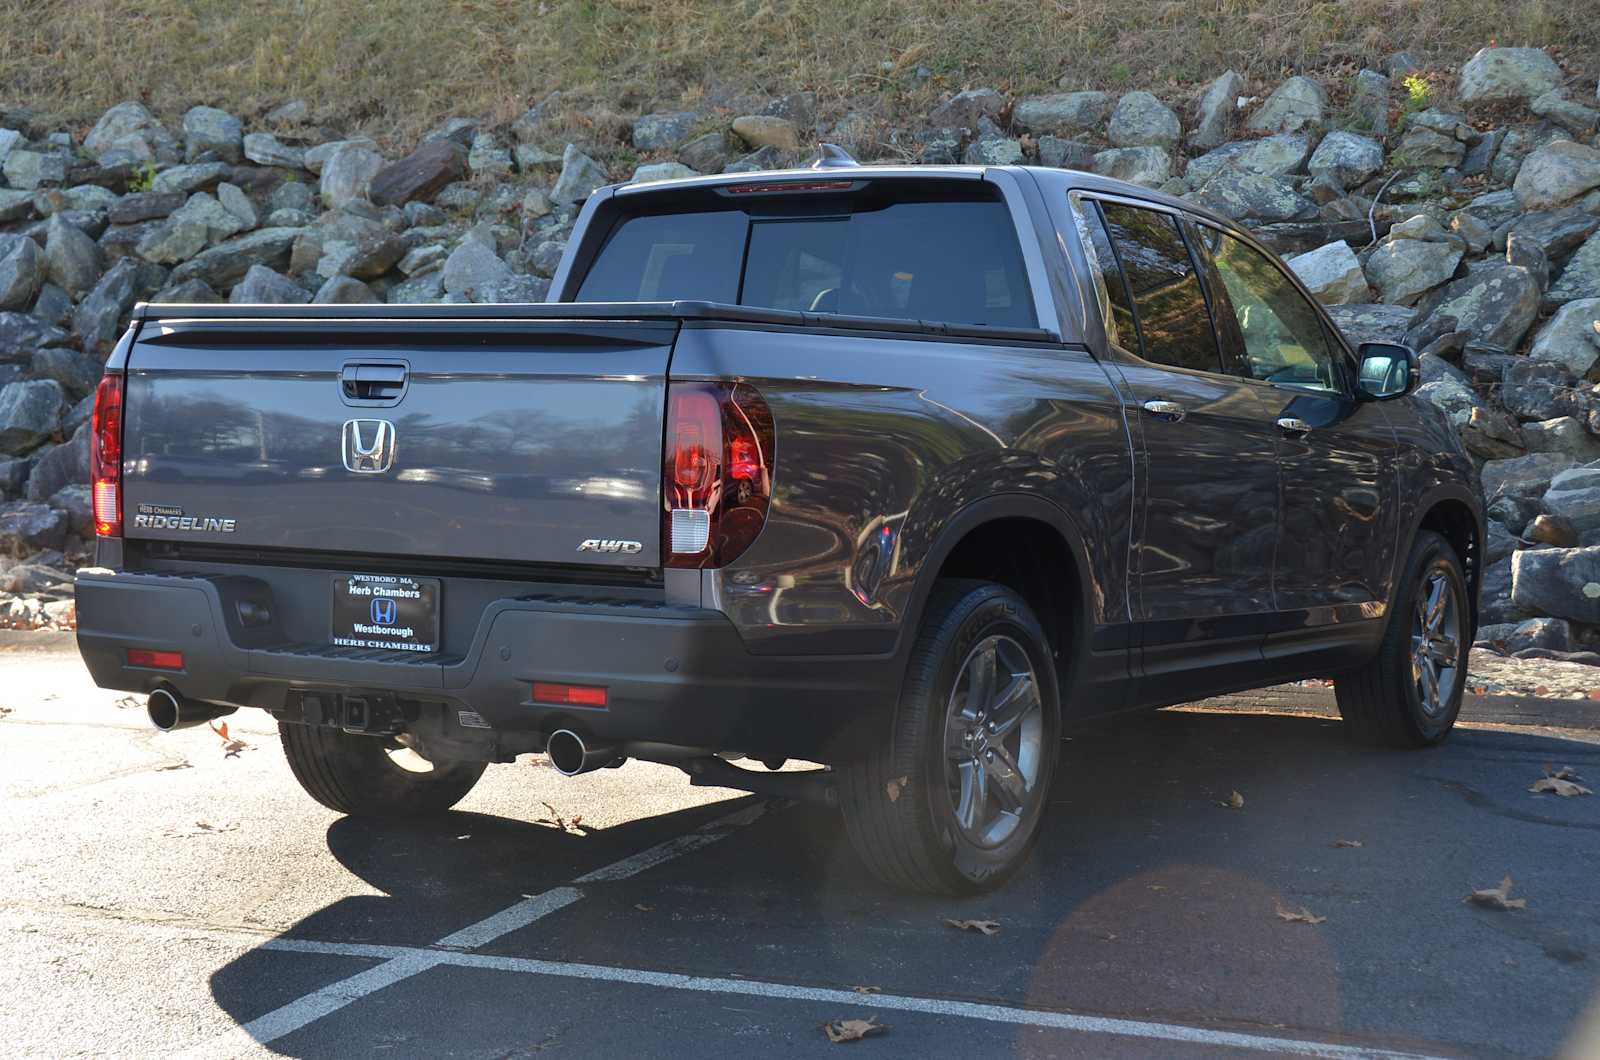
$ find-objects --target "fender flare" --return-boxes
[1397,482,1486,620]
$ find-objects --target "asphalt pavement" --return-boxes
[4,638,1600,1059]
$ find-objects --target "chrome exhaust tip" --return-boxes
[546,728,622,776]
[146,686,235,732]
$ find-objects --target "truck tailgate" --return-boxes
[122,317,676,568]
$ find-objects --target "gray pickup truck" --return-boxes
[76,157,1482,894]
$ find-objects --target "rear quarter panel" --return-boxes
[671,323,1135,656]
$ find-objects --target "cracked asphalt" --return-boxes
[3,637,1599,1059]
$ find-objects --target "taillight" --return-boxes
[126,648,184,670]
[663,382,774,568]
[91,373,124,538]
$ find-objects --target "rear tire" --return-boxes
[1334,530,1470,748]
[280,723,487,817]
[840,580,1061,895]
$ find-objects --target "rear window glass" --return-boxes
[575,193,1037,329]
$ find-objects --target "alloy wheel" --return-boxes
[942,634,1045,847]
[1410,563,1463,718]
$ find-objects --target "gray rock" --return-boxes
[1188,71,1244,150]
[107,191,186,225]
[1528,299,1600,377]
[1524,417,1600,463]
[0,380,65,454]
[43,214,103,296]
[0,500,66,555]
[467,132,513,179]
[404,201,447,227]
[389,270,445,304]
[632,111,699,151]
[1413,352,1483,425]
[1324,302,1417,347]
[1483,451,1576,517]
[29,283,72,327]
[1480,554,1524,623]
[1548,231,1600,308]
[927,89,1006,130]
[1186,134,1314,187]
[512,143,563,175]
[551,145,609,205]
[369,140,466,207]
[529,240,566,277]
[1525,512,1582,548]
[963,137,1024,165]
[398,244,447,277]
[0,189,36,223]
[509,95,561,144]
[304,138,377,175]
[29,347,98,398]
[1346,69,1391,137]
[1502,359,1583,422]
[0,235,42,312]
[724,145,785,173]
[1513,141,1600,211]
[134,217,208,265]
[71,257,139,351]
[311,211,404,280]
[1036,136,1095,170]
[627,160,697,184]
[1015,91,1111,137]
[1504,209,1599,260]
[1458,47,1565,104]
[228,264,310,304]
[169,191,246,245]
[422,117,478,148]
[1394,125,1464,169]
[1462,405,1526,460]
[1510,545,1600,623]
[49,484,92,538]
[312,275,379,304]
[1091,146,1171,187]
[1193,170,1315,223]
[1505,616,1572,654]
[242,132,306,170]
[1365,238,1461,305]
[264,100,310,125]
[150,277,219,303]
[2,150,68,191]
[1418,266,1540,352]
[441,238,513,300]
[319,145,384,210]
[1543,465,1600,532]
[150,162,231,195]
[169,226,302,288]
[0,128,18,166]
[1409,108,1474,141]
[676,133,729,174]
[1107,91,1180,149]
[83,102,171,164]
[1247,76,1326,134]
[1485,519,1519,564]
[216,182,258,231]
[181,106,242,163]
[476,274,550,304]
[1286,240,1368,304]
[731,115,801,153]
[1460,129,1504,178]
[1307,131,1383,189]
[0,312,70,358]
[1462,188,1523,229]
[1532,91,1600,137]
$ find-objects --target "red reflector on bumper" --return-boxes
[532,682,608,707]
[126,648,184,670]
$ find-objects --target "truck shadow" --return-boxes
[205,708,1600,1057]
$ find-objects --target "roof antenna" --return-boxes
[811,143,859,169]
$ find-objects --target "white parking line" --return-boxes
[254,937,1446,1060]
[175,800,768,1059]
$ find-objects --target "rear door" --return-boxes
[1193,224,1399,664]
[1072,196,1282,692]
[122,318,676,568]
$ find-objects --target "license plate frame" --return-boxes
[330,574,441,654]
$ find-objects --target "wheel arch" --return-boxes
[1402,486,1485,631]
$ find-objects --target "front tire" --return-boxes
[280,723,487,817]
[840,580,1061,895]
[1335,530,1470,747]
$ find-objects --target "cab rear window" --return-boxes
[574,186,1037,329]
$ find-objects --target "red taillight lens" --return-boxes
[126,648,184,670]
[663,382,774,569]
[532,682,608,707]
[91,373,124,538]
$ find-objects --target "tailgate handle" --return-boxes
[341,363,408,401]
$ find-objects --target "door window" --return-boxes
[1097,202,1222,374]
[1201,229,1342,392]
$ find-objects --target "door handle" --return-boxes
[1276,417,1312,436]
[1141,399,1185,422]
[341,363,408,402]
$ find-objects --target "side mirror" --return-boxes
[1355,341,1418,400]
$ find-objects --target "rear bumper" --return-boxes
[74,570,897,759]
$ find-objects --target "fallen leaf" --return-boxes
[0,706,12,718]
[1587,689,1600,701]
[1550,766,1583,781]
[1274,903,1327,925]
[209,720,249,757]
[635,903,654,912]
[113,694,142,710]
[456,834,471,840]
[1534,685,1550,696]
[851,985,881,994]
[885,775,909,802]
[823,1018,886,1043]
[1465,875,1527,911]
[1331,839,1363,848]
[1219,790,1244,809]
[1530,777,1592,797]
[153,761,192,772]
[945,918,1001,936]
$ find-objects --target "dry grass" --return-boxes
[0,0,1589,150]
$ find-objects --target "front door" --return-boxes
[1074,197,1283,693]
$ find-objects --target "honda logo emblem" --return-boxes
[342,419,396,474]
